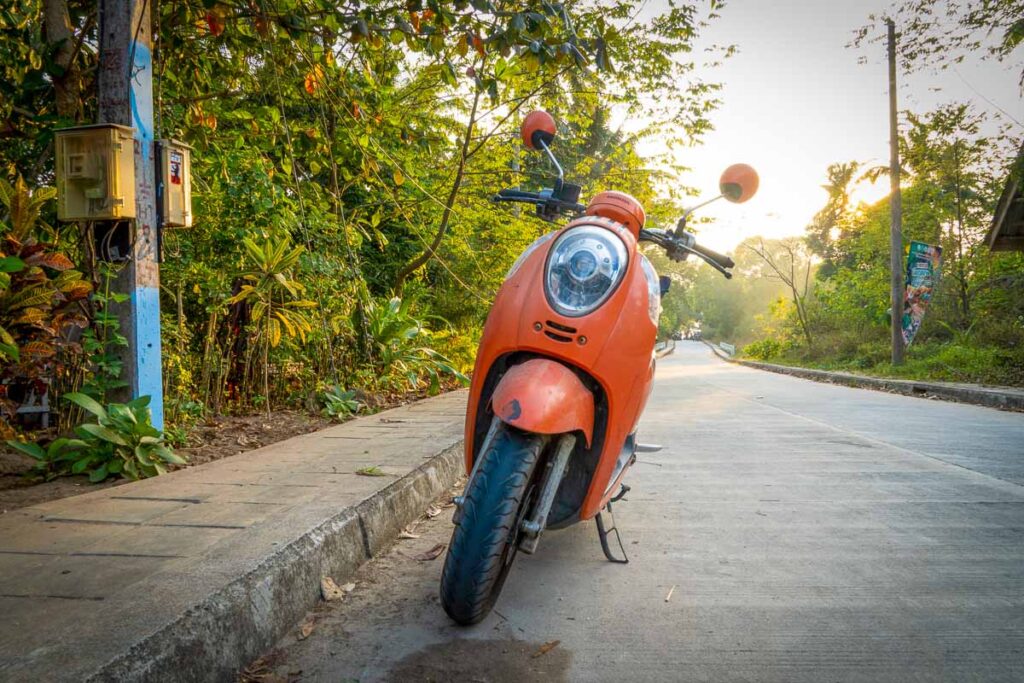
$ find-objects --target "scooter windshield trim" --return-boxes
[544,226,629,317]
[506,231,556,279]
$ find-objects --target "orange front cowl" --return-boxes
[490,359,594,446]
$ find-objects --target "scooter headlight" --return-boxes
[639,254,662,326]
[545,227,628,317]
[506,231,556,279]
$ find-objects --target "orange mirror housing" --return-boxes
[521,110,556,150]
[719,164,759,203]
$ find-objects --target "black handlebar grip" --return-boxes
[692,243,735,269]
[497,188,540,199]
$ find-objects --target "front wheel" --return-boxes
[440,423,544,625]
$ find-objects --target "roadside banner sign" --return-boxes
[902,241,942,347]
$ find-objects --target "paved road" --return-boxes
[249,343,1024,682]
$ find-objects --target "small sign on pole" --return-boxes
[901,241,942,347]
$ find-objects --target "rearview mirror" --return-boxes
[719,164,759,203]
[521,110,556,151]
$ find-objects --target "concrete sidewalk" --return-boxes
[0,391,467,682]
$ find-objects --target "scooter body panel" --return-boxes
[465,215,657,523]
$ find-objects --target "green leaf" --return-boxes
[79,423,129,446]
[156,447,187,465]
[88,465,109,483]
[71,456,93,474]
[127,395,152,410]
[0,256,25,273]
[46,438,70,459]
[64,392,107,419]
[6,440,44,460]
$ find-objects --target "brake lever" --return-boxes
[702,256,733,279]
[671,240,732,279]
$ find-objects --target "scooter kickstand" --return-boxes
[595,503,629,564]
[609,483,630,503]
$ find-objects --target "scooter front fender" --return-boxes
[490,359,594,447]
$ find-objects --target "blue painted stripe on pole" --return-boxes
[128,43,153,142]
[132,285,164,430]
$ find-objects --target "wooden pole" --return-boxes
[97,0,165,426]
[887,18,905,366]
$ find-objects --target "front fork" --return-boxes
[519,432,575,554]
[452,417,576,555]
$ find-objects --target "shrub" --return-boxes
[6,393,185,482]
[360,296,469,392]
[742,338,783,360]
[320,385,361,420]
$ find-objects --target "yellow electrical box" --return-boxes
[158,140,193,228]
[54,124,136,221]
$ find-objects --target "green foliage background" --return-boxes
[1,0,728,445]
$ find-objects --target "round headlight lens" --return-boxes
[545,226,628,316]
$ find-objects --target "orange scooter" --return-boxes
[440,111,758,625]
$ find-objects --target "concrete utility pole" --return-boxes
[886,18,905,366]
[97,0,164,426]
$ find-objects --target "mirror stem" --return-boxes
[682,194,723,220]
[677,194,723,232]
[538,139,564,194]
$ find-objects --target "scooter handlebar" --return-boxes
[688,242,735,269]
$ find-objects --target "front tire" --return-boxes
[440,423,544,625]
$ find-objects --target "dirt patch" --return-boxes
[0,410,332,513]
[174,411,332,468]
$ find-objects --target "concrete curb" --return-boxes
[704,342,1024,413]
[655,340,676,358]
[90,442,464,682]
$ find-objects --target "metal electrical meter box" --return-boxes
[158,140,193,228]
[54,124,136,221]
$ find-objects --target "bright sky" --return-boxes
[637,0,1024,253]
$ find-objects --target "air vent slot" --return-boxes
[544,331,573,343]
[545,320,577,334]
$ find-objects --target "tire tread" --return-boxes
[440,425,543,625]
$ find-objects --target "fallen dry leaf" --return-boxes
[398,530,421,539]
[532,640,561,658]
[412,543,445,561]
[355,466,389,477]
[321,576,344,601]
[424,504,442,518]
[297,617,315,640]
[341,582,356,593]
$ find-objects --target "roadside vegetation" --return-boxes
[676,3,1024,388]
[688,105,1024,388]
